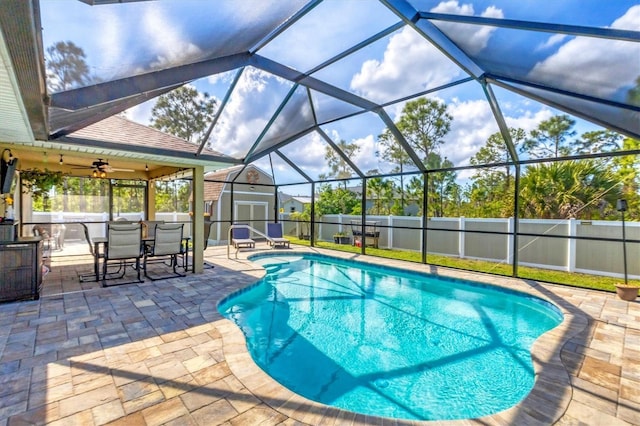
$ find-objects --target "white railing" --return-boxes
[226,223,272,259]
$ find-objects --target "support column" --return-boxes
[507,217,514,266]
[192,166,204,274]
[459,216,465,258]
[567,218,577,272]
[147,180,156,220]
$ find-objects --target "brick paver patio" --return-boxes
[0,245,638,425]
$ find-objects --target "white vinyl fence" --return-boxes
[30,211,639,281]
[313,214,640,280]
[30,212,193,240]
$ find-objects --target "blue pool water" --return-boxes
[218,253,563,421]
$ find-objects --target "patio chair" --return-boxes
[79,223,108,283]
[102,223,144,287]
[267,222,290,249]
[143,223,186,280]
[32,225,54,256]
[52,224,65,250]
[231,224,255,249]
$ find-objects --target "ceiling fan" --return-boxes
[71,159,135,177]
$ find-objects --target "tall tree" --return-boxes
[405,175,424,216]
[467,128,524,217]
[150,85,218,143]
[377,132,412,211]
[45,41,91,92]
[627,75,640,106]
[366,177,394,215]
[394,97,452,165]
[324,139,360,187]
[571,130,622,154]
[378,97,452,212]
[426,155,457,217]
[521,114,576,158]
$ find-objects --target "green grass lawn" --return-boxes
[287,237,638,293]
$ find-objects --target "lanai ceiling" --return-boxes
[0,0,638,181]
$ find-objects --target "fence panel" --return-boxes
[465,219,509,261]
[517,220,569,269]
[426,218,459,256]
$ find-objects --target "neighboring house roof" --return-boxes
[204,164,274,202]
[283,196,312,205]
[64,115,226,157]
[203,166,238,202]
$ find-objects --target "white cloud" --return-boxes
[535,33,568,52]
[611,4,640,30]
[94,9,124,79]
[440,99,555,170]
[528,5,640,98]
[350,27,461,103]
[351,134,379,174]
[142,7,203,70]
[505,108,553,133]
[349,1,503,104]
[442,98,497,166]
[208,68,291,157]
[276,132,330,179]
[430,1,504,55]
[207,70,236,86]
[126,99,155,125]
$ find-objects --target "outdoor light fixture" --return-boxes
[59,154,63,165]
[617,198,628,285]
[617,199,628,212]
[145,164,149,171]
[2,149,13,162]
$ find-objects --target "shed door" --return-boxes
[234,202,268,235]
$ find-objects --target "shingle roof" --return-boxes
[66,115,226,157]
[204,165,244,201]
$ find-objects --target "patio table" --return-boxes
[89,235,191,282]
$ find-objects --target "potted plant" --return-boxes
[615,283,638,301]
[333,231,350,245]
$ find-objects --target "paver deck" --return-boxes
[0,244,638,425]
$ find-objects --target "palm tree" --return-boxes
[519,160,619,219]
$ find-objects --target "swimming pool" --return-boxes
[218,253,563,421]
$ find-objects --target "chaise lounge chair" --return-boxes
[267,222,290,249]
[231,224,255,249]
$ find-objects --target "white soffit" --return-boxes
[0,27,34,143]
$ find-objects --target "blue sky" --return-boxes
[41,1,640,191]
